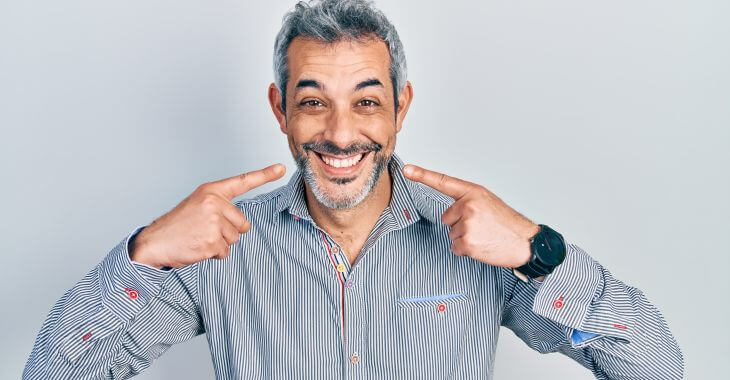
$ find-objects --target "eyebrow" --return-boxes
[293,78,384,95]
[354,78,383,91]
[294,79,321,94]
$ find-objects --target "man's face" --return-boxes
[268,36,412,209]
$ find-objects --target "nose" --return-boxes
[321,105,358,150]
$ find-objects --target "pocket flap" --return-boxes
[397,292,470,310]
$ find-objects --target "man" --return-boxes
[24,0,683,378]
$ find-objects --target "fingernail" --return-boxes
[403,165,413,176]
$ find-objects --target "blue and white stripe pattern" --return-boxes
[24,153,684,379]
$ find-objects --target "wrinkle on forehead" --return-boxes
[287,37,392,91]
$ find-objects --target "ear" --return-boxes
[268,83,287,134]
[395,81,414,134]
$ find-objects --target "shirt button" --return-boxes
[332,246,340,254]
[350,353,360,364]
[553,296,565,309]
[124,288,138,300]
[345,280,354,289]
[336,263,346,273]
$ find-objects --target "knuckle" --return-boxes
[238,172,249,183]
[188,240,202,252]
[196,182,212,194]
[476,187,490,199]
[461,236,474,248]
[208,213,221,224]
[201,194,219,208]
[463,201,477,212]
[225,232,240,245]
[204,234,219,247]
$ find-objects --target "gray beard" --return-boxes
[295,152,389,210]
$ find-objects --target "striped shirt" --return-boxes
[24,153,683,379]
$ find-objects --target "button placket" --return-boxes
[343,269,365,376]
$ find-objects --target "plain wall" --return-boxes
[1,0,728,378]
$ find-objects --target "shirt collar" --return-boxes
[273,152,441,226]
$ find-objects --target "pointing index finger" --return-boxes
[402,164,471,200]
[211,163,286,200]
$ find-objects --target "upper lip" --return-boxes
[314,151,369,158]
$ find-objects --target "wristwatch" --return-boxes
[513,224,567,282]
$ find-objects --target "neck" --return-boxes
[304,168,393,262]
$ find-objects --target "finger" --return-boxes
[220,203,250,233]
[212,238,232,260]
[450,237,468,256]
[441,203,464,226]
[402,164,471,200]
[209,163,286,200]
[447,220,466,240]
[219,219,241,246]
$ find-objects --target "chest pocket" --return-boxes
[394,292,473,377]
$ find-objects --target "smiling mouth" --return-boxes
[316,152,365,167]
[312,150,371,173]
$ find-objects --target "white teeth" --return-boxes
[321,153,363,168]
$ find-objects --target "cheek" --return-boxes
[363,118,396,148]
[287,114,325,139]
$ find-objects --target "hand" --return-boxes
[403,164,540,269]
[130,164,286,269]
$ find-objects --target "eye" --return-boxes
[300,99,323,107]
[358,99,379,107]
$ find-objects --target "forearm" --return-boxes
[23,227,202,379]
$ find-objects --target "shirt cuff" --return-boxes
[526,267,605,347]
[97,225,171,321]
[530,242,632,344]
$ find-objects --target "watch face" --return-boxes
[536,228,566,266]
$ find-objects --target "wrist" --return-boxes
[513,223,566,282]
[515,222,541,266]
[129,228,165,269]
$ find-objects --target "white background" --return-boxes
[1,0,727,378]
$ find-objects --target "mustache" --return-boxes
[302,140,382,156]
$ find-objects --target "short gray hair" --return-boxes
[273,0,407,112]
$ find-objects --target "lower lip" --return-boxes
[314,151,370,177]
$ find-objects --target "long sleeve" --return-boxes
[23,226,205,379]
[498,241,684,379]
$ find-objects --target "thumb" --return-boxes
[211,163,286,200]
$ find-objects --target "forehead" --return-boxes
[286,36,391,87]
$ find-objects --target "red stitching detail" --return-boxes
[319,231,345,338]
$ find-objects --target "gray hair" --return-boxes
[273,0,407,112]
